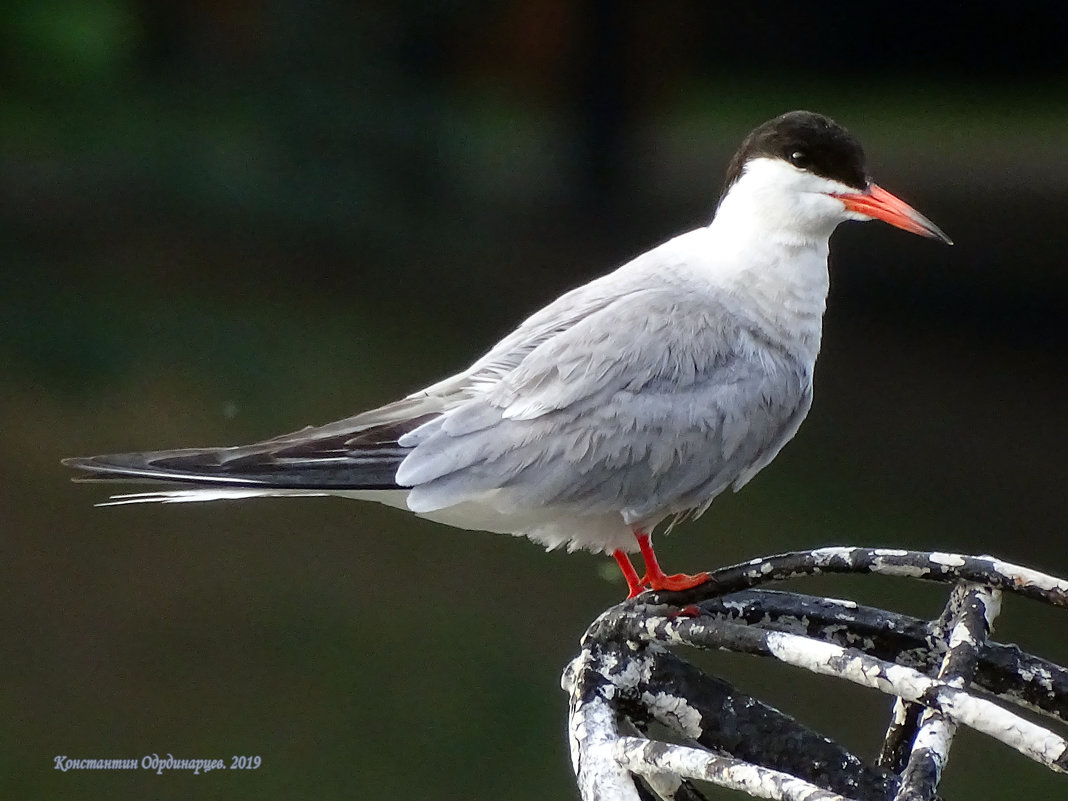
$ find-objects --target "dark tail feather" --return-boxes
[61,416,431,490]
[62,447,405,489]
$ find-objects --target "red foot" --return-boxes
[636,530,710,593]
[611,531,710,599]
[642,570,711,592]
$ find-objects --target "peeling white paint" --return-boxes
[564,654,645,801]
[641,691,703,738]
[643,619,661,641]
[914,713,954,753]
[990,559,1068,593]
[1017,664,1055,693]
[603,654,644,690]
[811,546,857,561]
[929,552,967,568]
[871,558,929,578]
[819,597,858,609]
[612,737,852,801]
[946,625,978,650]
[764,630,1068,773]
[889,698,910,726]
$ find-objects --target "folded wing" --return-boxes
[398,288,813,527]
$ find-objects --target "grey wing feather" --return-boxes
[398,288,813,525]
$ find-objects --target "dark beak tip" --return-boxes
[930,228,954,246]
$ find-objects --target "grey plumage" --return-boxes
[398,287,812,530]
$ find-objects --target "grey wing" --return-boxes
[396,289,813,526]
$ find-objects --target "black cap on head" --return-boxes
[721,111,869,198]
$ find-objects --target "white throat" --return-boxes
[702,157,857,360]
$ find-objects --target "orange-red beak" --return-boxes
[836,183,953,245]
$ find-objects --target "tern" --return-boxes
[64,111,951,598]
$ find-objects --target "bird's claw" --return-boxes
[645,570,711,593]
[626,570,711,598]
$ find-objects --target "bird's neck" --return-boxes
[704,192,834,361]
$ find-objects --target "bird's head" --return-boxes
[717,110,952,245]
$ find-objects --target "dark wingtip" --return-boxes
[63,455,125,483]
[62,455,101,476]
[62,454,127,472]
[61,452,164,482]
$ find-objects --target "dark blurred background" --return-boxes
[3,2,1065,799]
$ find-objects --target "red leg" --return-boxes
[634,530,710,593]
[613,549,646,599]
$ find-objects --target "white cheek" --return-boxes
[715,157,862,242]
[792,190,849,227]
[800,176,870,223]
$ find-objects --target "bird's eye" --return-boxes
[788,150,809,168]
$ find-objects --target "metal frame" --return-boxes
[563,547,1068,801]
